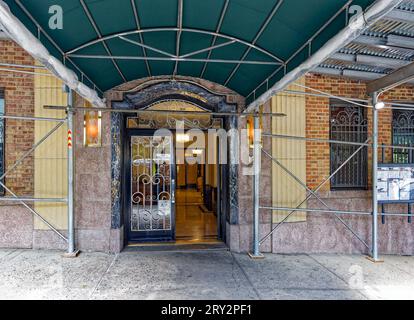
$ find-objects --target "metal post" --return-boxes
[371,92,380,262]
[249,115,264,259]
[65,87,78,257]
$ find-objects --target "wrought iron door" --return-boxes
[128,134,175,241]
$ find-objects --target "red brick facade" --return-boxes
[0,40,35,196]
[305,73,414,191]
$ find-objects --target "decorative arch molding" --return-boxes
[112,80,237,113]
[109,79,240,231]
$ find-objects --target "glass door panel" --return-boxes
[129,134,175,240]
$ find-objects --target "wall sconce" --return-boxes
[84,105,102,147]
[246,116,255,149]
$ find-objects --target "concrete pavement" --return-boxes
[0,249,413,300]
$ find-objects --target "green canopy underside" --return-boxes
[5,0,375,100]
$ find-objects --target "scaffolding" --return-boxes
[0,85,76,256]
[1,61,414,260]
[1,0,413,260]
[250,83,414,262]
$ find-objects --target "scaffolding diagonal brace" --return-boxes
[0,121,65,182]
[261,148,370,250]
[260,139,370,245]
[0,119,68,242]
[0,182,68,242]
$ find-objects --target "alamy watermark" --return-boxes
[150,125,260,176]
[48,5,63,30]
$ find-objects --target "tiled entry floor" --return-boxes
[0,249,414,300]
[175,189,218,242]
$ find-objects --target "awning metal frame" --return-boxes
[245,0,354,102]
[245,0,404,113]
[223,0,285,86]
[79,0,127,83]
[14,0,103,95]
[65,28,284,66]
[129,0,150,76]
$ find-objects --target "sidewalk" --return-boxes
[0,249,413,300]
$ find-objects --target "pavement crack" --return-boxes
[0,250,19,264]
[306,254,370,300]
[89,253,119,299]
[230,253,262,300]
[385,259,414,278]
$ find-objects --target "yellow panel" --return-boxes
[272,78,307,223]
[34,64,68,230]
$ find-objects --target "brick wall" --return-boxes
[0,40,35,196]
[305,73,414,191]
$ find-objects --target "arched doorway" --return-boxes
[110,80,241,247]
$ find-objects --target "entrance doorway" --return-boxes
[124,103,223,245]
[175,142,219,243]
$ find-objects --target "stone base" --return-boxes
[62,250,81,258]
[248,252,265,260]
[365,256,384,263]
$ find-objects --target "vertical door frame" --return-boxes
[122,119,227,244]
[124,128,176,242]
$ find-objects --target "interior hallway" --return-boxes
[175,189,218,242]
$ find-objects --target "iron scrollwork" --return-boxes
[131,136,172,232]
[393,110,414,164]
[330,101,368,189]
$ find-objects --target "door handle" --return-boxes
[171,179,176,204]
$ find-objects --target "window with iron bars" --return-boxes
[329,99,368,190]
[392,109,414,164]
[0,89,4,195]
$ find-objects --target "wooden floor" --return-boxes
[175,189,218,242]
[176,189,204,205]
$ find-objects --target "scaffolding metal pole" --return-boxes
[0,114,66,122]
[0,181,68,242]
[263,132,414,151]
[260,139,370,245]
[263,133,370,147]
[0,197,67,203]
[66,89,76,256]
[250,115,264,259]
[260,206,372,216]
[261,148,370,250]
[0,121,65,183]
[44,105,286,118]
[371,92,380,262]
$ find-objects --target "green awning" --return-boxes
[5,0,375,100]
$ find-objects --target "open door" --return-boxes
[127,132,175,242]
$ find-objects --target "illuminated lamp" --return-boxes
[375,101,385,110]
[84,102,102,147]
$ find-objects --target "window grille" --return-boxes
[0,89,4,195]
[330,99,368,190]
[392,109,414,164]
